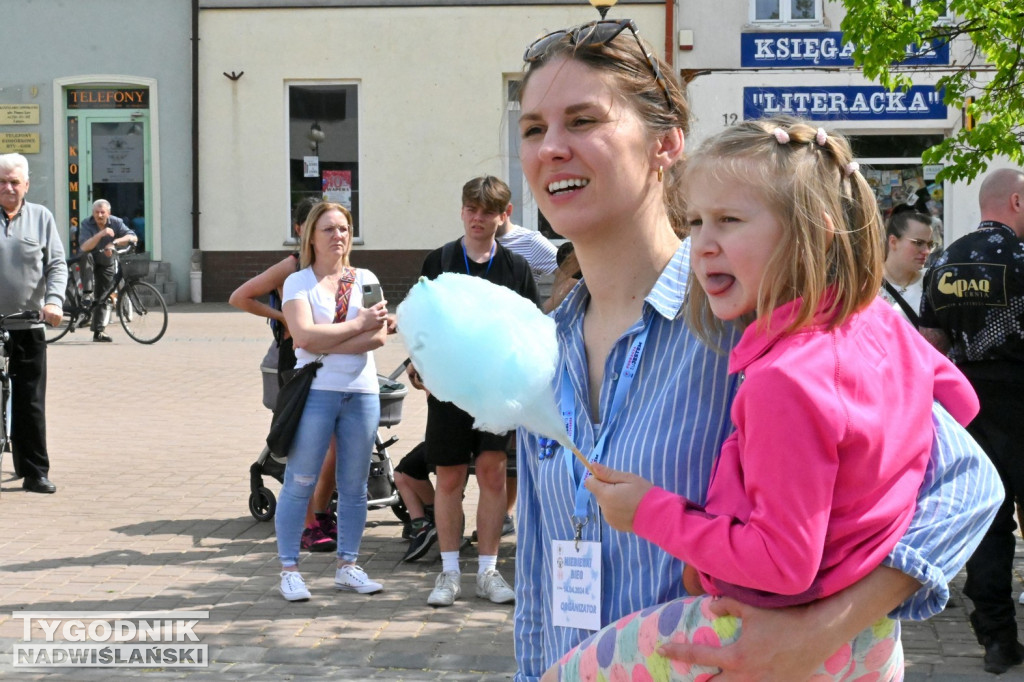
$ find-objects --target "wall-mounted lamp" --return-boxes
[588,0,616,19]
[308,121,326,154]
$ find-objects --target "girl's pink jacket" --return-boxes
[634,296,978,607]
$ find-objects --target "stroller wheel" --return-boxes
[249,487,277,521]
[391,500,410,525]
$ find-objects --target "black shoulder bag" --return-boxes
[882,280,922,328]
[266,354,325,459]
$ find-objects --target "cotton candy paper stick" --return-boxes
[397,273,599,478]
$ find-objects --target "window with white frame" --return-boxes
[751,0,822,24]
[904,0,950,20]
[287,83,361,242]
[505,79,564,240]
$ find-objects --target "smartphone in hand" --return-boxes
[362,282,384,307]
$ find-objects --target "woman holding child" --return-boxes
[511,17,1000,681]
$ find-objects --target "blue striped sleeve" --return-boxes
[883,401,1002,620]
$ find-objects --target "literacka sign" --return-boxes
[744,85,946,122]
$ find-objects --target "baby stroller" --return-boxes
[247,351,410,526]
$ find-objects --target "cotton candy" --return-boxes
[397,273,570,447]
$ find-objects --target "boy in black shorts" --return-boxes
[407,176,538,607]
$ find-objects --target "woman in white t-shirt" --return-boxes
[275,202,389,601]
[880,210,935,323]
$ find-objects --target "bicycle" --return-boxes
[0,310,40,488]
[46,245,168,345]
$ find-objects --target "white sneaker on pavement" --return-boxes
[279,570,311,601]
[427,570,462,607]
[334,564,383,594]
[476,569,515,604]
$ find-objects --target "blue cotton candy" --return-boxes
[397,273,570,446]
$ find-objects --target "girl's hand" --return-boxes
[683,564,706,596]
[583,462,653,533]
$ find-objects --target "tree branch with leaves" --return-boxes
[841,0,1024,183]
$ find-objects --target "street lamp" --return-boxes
[588,0,616,19]
[308,121,326,154]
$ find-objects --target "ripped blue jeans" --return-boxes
[275,389,379,566]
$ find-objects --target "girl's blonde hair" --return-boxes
[685,116,882,340]
[298,202,353,269]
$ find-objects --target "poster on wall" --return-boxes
[303,156,319,178]
[862,165,941,219]
[92,132,144,183]
[322,170,352,209]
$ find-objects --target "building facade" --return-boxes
[197,0,667,302]
[0,0,194,304]
[10,2,997,305]
[677,0,1011,249]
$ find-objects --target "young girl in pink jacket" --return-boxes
[543,117,979,682]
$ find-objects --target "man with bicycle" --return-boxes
[78,199,137,342]
[0,153,67,494]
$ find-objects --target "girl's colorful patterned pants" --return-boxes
[554,595,903,682]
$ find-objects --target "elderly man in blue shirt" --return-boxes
[77,199,137,342]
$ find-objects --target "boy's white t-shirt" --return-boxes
[282,266,379,394]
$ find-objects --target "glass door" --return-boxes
[84,117,149,252]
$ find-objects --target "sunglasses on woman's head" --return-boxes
[523,19,674,112]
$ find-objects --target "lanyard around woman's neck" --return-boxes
[559,322,652,531]
[462,239,495,274]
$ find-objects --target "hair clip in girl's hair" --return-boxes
[844,161,860,177]
[773,128,790,144]
[815,128,828,147]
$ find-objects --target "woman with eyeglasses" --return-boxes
[274,202,389,601]
[512,18,998,682]
[881,209,936,324]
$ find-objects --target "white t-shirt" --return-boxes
[283,266,379,394]
[497,224,558,278]
[881,272,924,322]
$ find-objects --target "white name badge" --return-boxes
[551,540,602,631]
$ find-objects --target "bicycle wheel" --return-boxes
[45,310,75,344]
[117,280,168,344]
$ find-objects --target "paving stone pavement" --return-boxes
[0,303,1022,680]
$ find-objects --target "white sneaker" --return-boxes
[476,569,515,604]
[427,570,462,607]
[334,564,383,594]
[279,570,311,601]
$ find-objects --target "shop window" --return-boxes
[287,83,360,242]
[849,133,946,249]
[750,0,823,25]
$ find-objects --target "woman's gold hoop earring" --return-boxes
[657,166,664,183]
